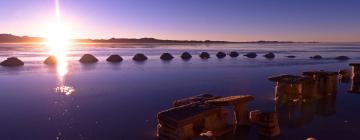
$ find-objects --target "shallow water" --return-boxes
[1,43,360,140]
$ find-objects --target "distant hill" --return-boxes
[0,34,230,44]
[75,38,230,44]
[0,34,298,44]
[0,34,45,43]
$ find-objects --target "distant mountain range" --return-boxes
[0,34,297,44]
[0,34,45,43]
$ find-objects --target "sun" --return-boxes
[45,22,71,77]
[46,23,71,51]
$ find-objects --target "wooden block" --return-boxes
[206,95,254,106]
[173,94,220,107]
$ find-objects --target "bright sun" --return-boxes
[46,23,72,54]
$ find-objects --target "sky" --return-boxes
[0,0,359,42]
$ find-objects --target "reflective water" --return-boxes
[0,43,360,140]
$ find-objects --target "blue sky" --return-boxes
[0,0,359,42]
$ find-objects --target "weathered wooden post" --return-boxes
[173,94,219,107]
[349,64,360,94]
[350,63,360,78]
[303,71,338,98]
[349,76,360,94]
[206,95,254,126]
[202,108,231,137]
[268,75,305,101]
[157,103,225,140]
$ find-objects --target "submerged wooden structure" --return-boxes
[269,70,338,102]
[157,94,255,140]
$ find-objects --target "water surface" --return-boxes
[1,43,360,140]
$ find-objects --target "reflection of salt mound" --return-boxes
[181,52,192,60]
[160,53,174,61]
[216,52,226,59]
[106,54,123,63]
[132,53,148,61]
[44,55,57,65]
[0,57,24,67]
[79,54,98,63]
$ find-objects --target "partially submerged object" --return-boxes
[106,54,123,63]
[310,55,322,60]
[244,52,257,58]
[335,56,350,61]
[157,94,255,140]
[0,57,24,67]
[199,52,210,59]
[206,95,254,126]
[216,52,226,59]
[180,52,192,60]
[160,53,174,61]
[173,94,219,107]
[132,53,148,61]
[264,52,275,59]
[157,103,230,140]
[79,54,98,64]
[303,70,338,97]
[229,51,239,58]
[44,55,57,65]
[269,70,338,101]
[286,55,296,58]
[269,74,314,101]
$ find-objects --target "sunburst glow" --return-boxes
[46,0,75,95]
[45,0,72,77]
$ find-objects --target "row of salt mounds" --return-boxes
[1,53,352,67]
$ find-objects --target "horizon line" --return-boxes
[1,33,360,44]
